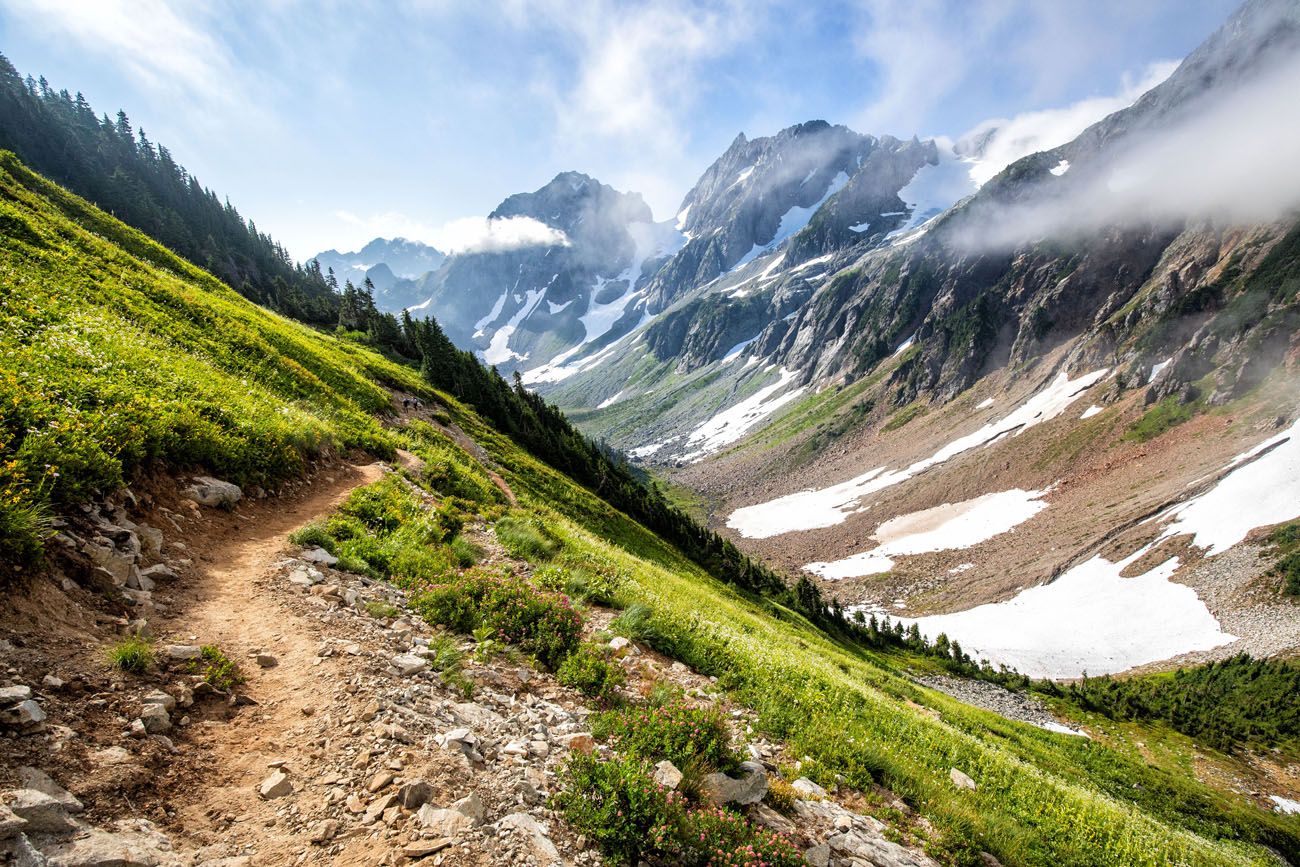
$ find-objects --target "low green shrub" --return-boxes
[411,568,581,669]
[537,564,622,606]
[495,515,561,561]
[190,645,244,692]
[1267,522,1300,596]
[288,523,334,551]
[593,700,739,772]
[558,643,626,704]
[365,600,401,620]
[550,753,686,864]
[1124,395,1199,442]
[107,636,153,674]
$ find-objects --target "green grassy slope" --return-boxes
[0,150,431,564]
[1,151,1296,864]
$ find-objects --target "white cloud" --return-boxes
[433,216,570,254]
[332,210,568,255]
[959,60,1178,186]
[3,0,239,113]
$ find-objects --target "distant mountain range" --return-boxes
[311,237,445,309]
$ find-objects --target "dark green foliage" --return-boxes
[1062,654,1300,751]
[1124,396,1199,442]
[494,515,561,561]
[557,643,626,704]
[0,55,338,324]
[593,701,740,772]
[550,754,686,864]
[1267,522,1300,596]
[411,569,581,669]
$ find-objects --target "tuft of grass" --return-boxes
[107,636,153,674]
[289,524,334,551]
[449,535,484,568]
[609,603,661,645]
[365,600,401,620]
[494,515,561,562]
[881,400,927,433]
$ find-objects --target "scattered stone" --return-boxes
[300,547,338,566]
[41,675,65,691]
[403,838,451,859]
[0,686,34,704]
[607,636,633,654]
[792,777,827,799]
[309,819,339,844]
[41,820,172,867]
[949,768,977,791]
[141,691,176,712]
[366,772,394,793]
[0,700,46,729]
[184,477,242,508]
[700,761,768,806]
[450,792,485,824]
[496,812,561,863]
[139,704,171,734]
[164,645,202,661]
[805,843,831,867]
[255,654,277,669]
[653,760,683,790]
[258,771,292,800]
[416,806,474,838]
[556,732,595,753]
[391,654,428,676]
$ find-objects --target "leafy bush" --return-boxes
[764,778,799,814]
[288,523,334,552]
[189,645,244,692]
[495,515,561,561]
[411,569,581,669]
[593,701,740,772]
[558,643,626,704]
[551,753,686,864]
[107,636,153,674]
[678,804,806,867]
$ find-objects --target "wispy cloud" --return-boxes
[3,0,242,117]
[960,60,1178,186]
[333,210,568,255]
[953,52,1300,250]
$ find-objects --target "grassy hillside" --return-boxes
[0,150,429,566]
[1,150,1297,864]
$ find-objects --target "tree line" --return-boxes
[0,54,339,324]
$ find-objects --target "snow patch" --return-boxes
[1080,405,1103,419]
[806,489,1050,580]
[1050,159,1071,176]
[1149,358,1172,382]
[883,548,1236,679]
[892,333,916,356]
[1271,796,1300,815]
[976,398,995,410]
[597,390,626,409]
[679,369,805,462]
[848,222,872,233]
[727,368,1108,539]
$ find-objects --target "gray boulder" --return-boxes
[700,761,768,806]
[183,477,242,508]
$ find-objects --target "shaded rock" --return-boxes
[139,705,170,734]
[42,820,171,867]
[141,691,175,713]
[254,655,277,669]
[701,761,768,806]
[0,701,46,729]
[451,792,485,824]
[163,645,201,661]
[309,819,339,843]
[792,777,827,799]
[184,477,242,508]
[0,686,33,704]
[805,843,831,867]
[0,805,27,840]
[5,790,76,835]
[17,770,82,814]
[396,780,433,810]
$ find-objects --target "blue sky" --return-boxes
[0,0,1239,260]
